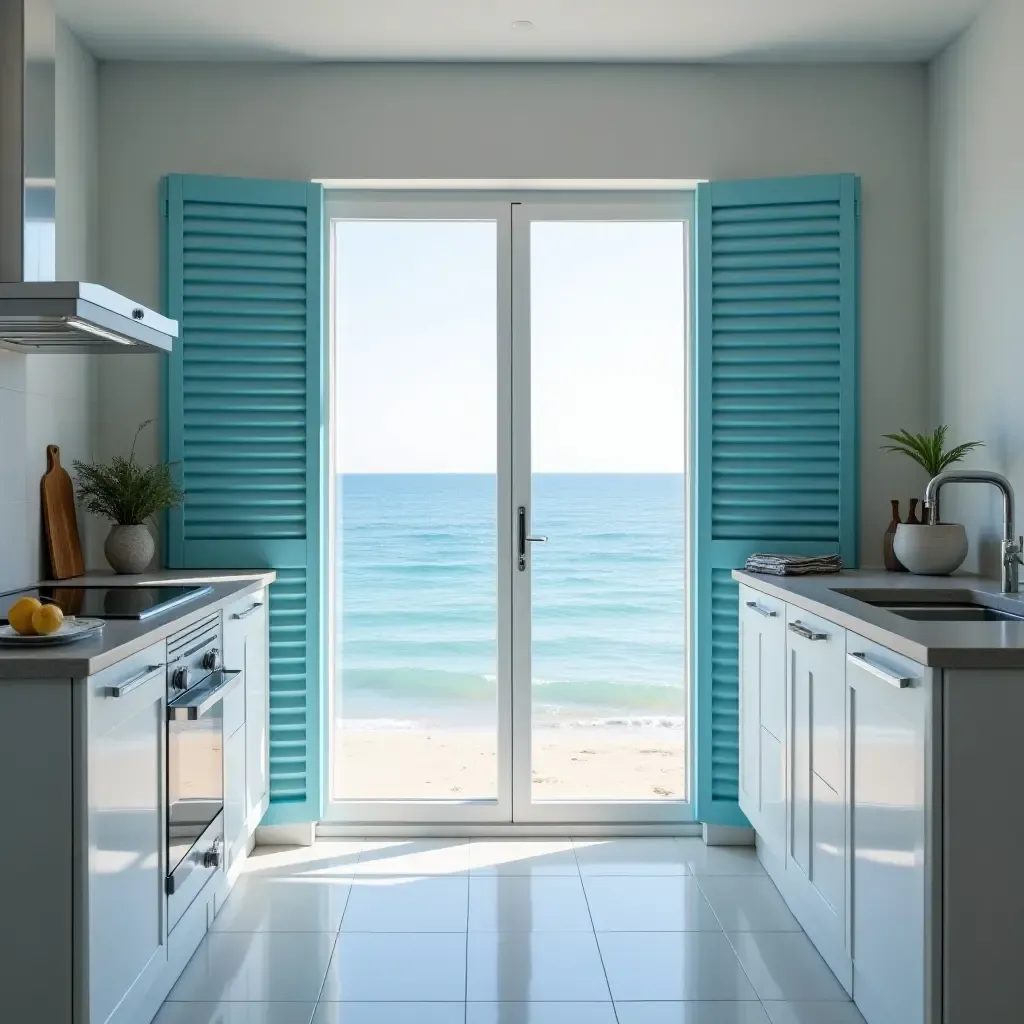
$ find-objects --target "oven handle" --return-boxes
[167,669,242,721]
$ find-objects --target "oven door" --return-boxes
[166,669,241,925]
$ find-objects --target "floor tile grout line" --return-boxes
[463,921,470,1022]
[575,846,622,1023]
[307,837,364,1020]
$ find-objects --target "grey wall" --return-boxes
[95,61,931,564]
[0,23,98,591]
[930,0,1024,575]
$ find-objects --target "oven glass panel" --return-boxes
[167,705,224,876]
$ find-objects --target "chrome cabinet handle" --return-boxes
[745,601,777,619]
[789,621,829,641]
[848,651,912,688]
[232,602,264,621]
[108,664,164,698]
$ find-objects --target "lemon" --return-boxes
[31,604,64,636]
[8,597,42,635]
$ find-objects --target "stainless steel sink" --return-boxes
[877,603,1024,623]
[834,588,1024,623]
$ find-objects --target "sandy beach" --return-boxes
[334,725,687,802]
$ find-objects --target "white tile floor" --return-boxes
[156,838,864,1024]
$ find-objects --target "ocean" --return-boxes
[337,473,686,731]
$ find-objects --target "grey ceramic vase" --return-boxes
[105,524,155,574]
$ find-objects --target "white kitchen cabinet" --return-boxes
[223,722,247,872]
[786,605,847,957]
[86,646,168,1024]
[225,590,270,832]
[847,636,928,1024]
[737,584,787,858]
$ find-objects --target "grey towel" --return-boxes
[744,553,842,577]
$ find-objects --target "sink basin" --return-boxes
[834,588,1024,623]
[877,603,1024,623]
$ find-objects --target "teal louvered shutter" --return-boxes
[162,174,324,826]
[693,174,859,826]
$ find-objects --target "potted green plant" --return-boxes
[881,426,984,575]
[73,420,184,574]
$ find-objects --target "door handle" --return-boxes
[517,506,547,571]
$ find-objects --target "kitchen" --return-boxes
[0,0,1021,1022]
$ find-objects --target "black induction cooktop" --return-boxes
[0,584,213,622]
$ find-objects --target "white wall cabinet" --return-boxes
[737,584,787,860]
[786,606,847,964]
[86,646,168,1024]
[847,636,928,1024]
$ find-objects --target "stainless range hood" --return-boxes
[0,0,177,353]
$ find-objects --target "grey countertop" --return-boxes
[0,569,276,679]
[734,568,1024,668]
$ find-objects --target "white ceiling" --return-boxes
[59,0,985,62]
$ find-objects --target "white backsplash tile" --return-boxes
[0,352,95,592]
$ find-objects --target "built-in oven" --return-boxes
[165,613,241,928]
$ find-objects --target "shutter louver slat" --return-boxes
[164,174,323,825]
[694,175,858,827]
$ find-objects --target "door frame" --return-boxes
[322,189,695,827]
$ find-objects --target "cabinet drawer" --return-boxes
[88,642,167,738]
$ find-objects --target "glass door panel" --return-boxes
[330,203,511,821]
[512,205,692,823]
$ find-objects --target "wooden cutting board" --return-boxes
[41,445,85,580]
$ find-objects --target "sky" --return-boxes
[334,216,687,474]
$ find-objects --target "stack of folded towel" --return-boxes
[744,553,842,576]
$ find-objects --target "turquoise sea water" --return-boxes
[338,473,685,730]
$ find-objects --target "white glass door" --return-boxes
[327,197,512,823]
[326,193,692,826]
[511,198,693,824]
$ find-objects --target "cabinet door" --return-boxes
[737,585,786,854]
[223,724,248,871]
[87,651,167,1024]
[786,606,847,941]
[243,598,269,825]
[848,638,927,1024]
[738,602,762,820]
[225,590,270,833]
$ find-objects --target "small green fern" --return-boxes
[881,425,984,478]
[73,420,184,525]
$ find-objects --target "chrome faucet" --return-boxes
[923,470,1023,594]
